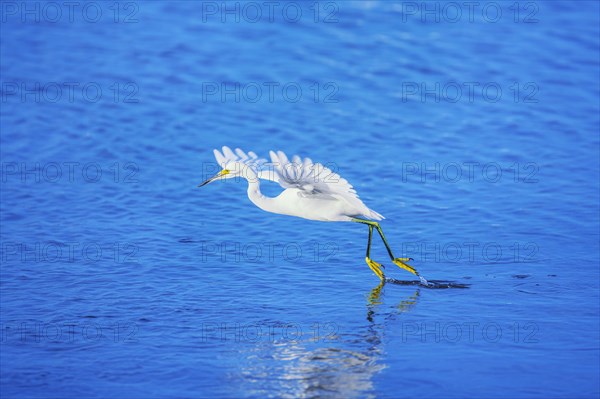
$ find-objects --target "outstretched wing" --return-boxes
[269,150,384,220]
[213,146,268,174]
[269,150,362,201]
[212,146,285,183]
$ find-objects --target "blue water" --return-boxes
[1,1,599,398]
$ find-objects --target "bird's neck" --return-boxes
[245,170,278,214]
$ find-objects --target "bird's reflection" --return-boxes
[233,276,471,397]
[367,281,385,305]
[235,281,425,398]
[366,281,420,322]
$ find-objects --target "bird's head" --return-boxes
[197,161,246,187]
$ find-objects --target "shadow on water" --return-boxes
[385,278,471,289]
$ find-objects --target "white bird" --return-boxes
[199,146,423,281]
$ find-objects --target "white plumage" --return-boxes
[205,146,382,222]
[200,146,423,281]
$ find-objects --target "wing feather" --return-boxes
[222,146,237,161]
[213,148,225,165]
[269,150,362,200]
[212,146,268,175]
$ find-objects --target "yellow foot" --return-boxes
[366,257,385,280]
[392,258,418,276]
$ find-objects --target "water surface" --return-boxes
[1,1,599,398]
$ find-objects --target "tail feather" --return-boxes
[367,209,384,221]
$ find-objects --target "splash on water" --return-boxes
[386,277,471,289]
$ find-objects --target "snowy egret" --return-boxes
[199,146,424,281]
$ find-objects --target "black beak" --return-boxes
[197,176,217,187]
[198,169,229,188]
